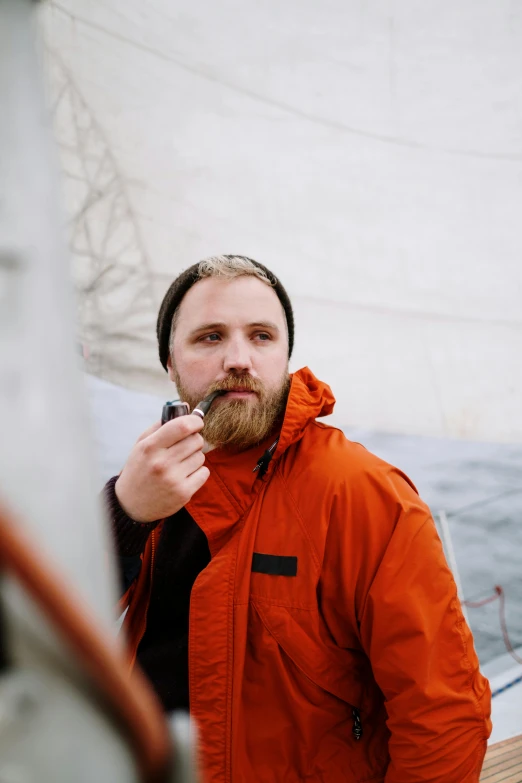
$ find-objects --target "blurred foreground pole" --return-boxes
[0,1,196,780]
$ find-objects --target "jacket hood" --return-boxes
[277,367,335,455]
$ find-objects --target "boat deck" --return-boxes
[480,734,522,782]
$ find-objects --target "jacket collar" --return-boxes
[275,366,335,458]
[186,368,335,539]
[205,367,334,486]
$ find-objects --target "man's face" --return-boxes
[168,275,290,449]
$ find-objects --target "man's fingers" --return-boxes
[183,465,210,497]
[172,432,205,462]
[179,449,206,478]
[148,412,204,449]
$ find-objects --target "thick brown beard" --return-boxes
[174,370,290,450]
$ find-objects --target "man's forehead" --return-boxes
[176,275,286,328]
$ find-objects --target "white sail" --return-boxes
[40,0,522,442]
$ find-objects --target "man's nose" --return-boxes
[223,336,253,374]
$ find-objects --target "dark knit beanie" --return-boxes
[156,255,294,371]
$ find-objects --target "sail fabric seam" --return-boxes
[49,3,522,163]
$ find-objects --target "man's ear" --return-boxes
[166,354,176,382]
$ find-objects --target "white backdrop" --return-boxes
[41,1,522,440]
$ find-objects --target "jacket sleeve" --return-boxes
[357,469,491,782]
[102,475,161,594]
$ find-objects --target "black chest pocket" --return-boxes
[252,553,298,577]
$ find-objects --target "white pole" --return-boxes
[0,2,195,781]
[0,0,118,631]
[437,510,469,625]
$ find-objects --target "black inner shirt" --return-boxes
[135,508,211,712]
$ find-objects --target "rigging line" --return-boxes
[463,593,500,609]
[49,2,522,164]
[463,586,522,667]
[491,673,522,698]
[495,586,522,665]
[145,273,522,330]
[46,47,158,307]
[447,487,522,518]
[293,293,522,330]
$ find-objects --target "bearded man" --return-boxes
[105,255,491,783]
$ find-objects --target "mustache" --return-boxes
[208,373,265,395]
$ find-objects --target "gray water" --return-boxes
[87,375,522,665]
[346,429,522,665]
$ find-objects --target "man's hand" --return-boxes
[115,415,209,522]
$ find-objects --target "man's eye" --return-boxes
[201,333,221,342]
[255,333,271,341]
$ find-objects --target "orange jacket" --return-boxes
[122,367,491,782]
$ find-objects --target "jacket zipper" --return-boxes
[131,527,157,663]
[150,527,156,583]
[253,438,279,479]
[352,707,363,741]
[254,589,363,748]
[253,439,364,744]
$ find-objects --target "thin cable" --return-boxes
[491,673,522,699]
[463,585,522,666]
[447,488,522,519]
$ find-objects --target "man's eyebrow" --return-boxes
[189,322,227,336]
[188,321,280,336]
[248,321,280,332]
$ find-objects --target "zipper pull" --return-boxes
[352,708,363,741]
[253,439,279,479]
